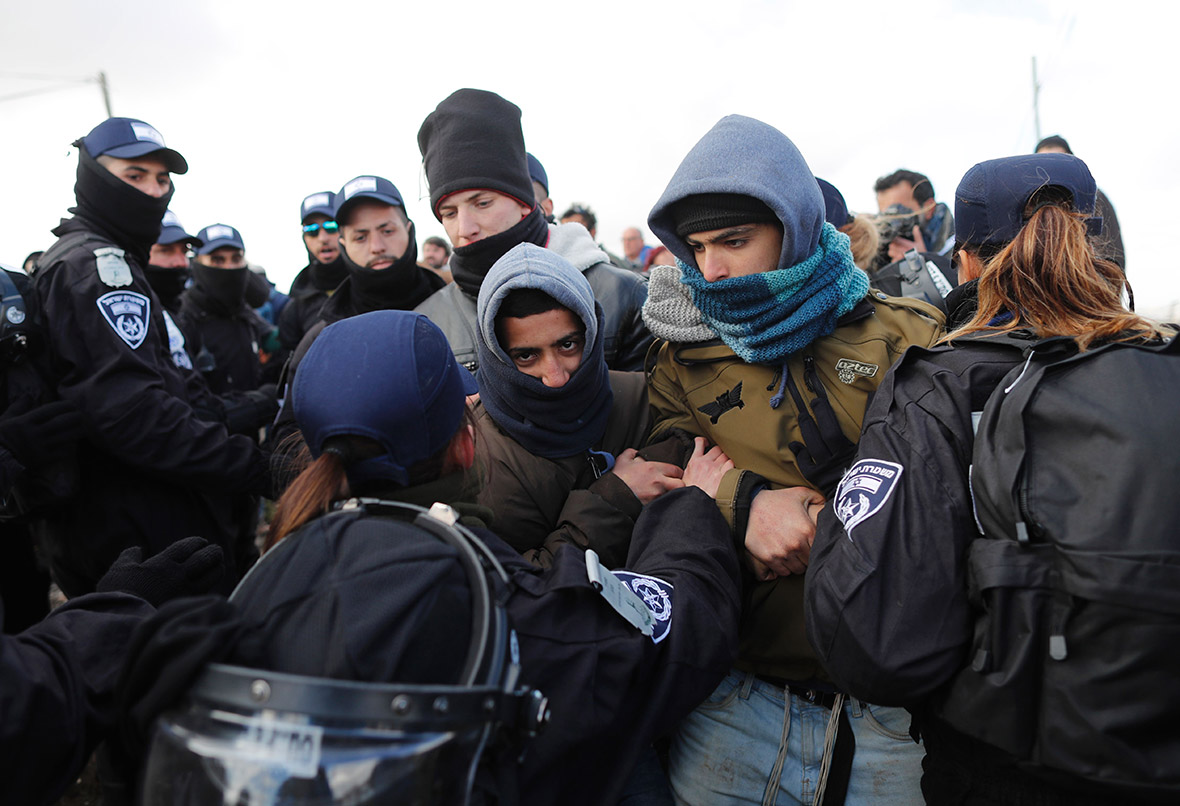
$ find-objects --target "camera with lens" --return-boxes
[877,203,922,248]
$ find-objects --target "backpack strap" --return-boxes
[972,333,1178,548]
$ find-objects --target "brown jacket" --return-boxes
[646,291,944,682]
[476,370,651,569]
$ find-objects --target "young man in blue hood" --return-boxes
[643,115,944,805]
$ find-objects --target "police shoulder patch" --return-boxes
[611,571,674,644]
[162,310,193,369]
[834,459,904,538]
[96,291,151,349]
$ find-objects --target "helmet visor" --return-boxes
[141,701,488,806]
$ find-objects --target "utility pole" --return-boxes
[98,71,112,117]
[1031,57,1041,144]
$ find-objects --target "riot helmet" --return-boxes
[141,500,548,806]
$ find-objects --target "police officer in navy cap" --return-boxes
[145,209,200,315]
[178,223,277,395]
[267,176,445,481]
[126,309,742,806]
[277,191,347,354]
[31,116,269,598]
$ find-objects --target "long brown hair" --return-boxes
[264,444,347,552]
[264,409,480,552]
[946,189,1170,351]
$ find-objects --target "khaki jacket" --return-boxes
[646,291,944,681]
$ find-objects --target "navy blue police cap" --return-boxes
[526,153,548,196]
[300,191,337,222]
[78,117,188,175]
[955,153,1102,247]
[816,178,851,229]
[334,176,405,225]
[157,210,202,248]
[294,310,478,488]
[195,223,245,255]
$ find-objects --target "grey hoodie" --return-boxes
[647,115,825,274]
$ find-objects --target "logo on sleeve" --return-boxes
[96,291,151,350]
[834,459,904,537]
[162,310,193,369]
[696,381,744,424]
[611,571,674,644]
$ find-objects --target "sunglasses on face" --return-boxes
[302,221,339,235]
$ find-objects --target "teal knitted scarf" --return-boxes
[678,223,869,364]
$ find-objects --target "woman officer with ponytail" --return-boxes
[805,152,1175,804]
[201,309,745,805]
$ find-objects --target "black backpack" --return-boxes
[936,332,1180,797]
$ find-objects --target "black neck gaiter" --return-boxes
[72,147,173,265]
[338,224,434,314]
[144,265,190,310]
[308,252,348,292]
[191,264,249,317]
[448,206,549,297]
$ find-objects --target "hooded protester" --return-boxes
[267,176,445,481]
[413,88,651,372]
[474,243,728,570]
[30,116,268,597]
[121,308,742,806]
[276,191,349,352]
[178,224,278,395]
[643,115,945,805]
[807,153,1172,804]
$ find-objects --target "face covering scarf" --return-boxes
[678,222,870,364]
[448,206,549,297]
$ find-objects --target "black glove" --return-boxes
[113,595,267,781]
[96,536,225,607]
[0,398,85,467]
[223,384,279,434]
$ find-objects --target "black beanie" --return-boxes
[671,193,779,239]
[418,89,535,220]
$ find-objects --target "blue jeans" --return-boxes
[669,669,924,806]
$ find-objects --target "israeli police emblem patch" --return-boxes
[96,291,151,350]
[611,571,674,644]
[162,311,192,369]
[94,246,133,288]
[834,459,904,538]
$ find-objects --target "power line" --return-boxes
[0,70,96,84]
[0,83,92,103]
[0,70,111,114]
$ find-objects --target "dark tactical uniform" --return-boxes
[31,219,266,596]
[0,592,154,805]
[177,284,274,394]
[223,485,742,805]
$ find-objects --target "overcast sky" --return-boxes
[2,0,1176,318]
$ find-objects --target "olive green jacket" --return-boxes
[646,291,944,682]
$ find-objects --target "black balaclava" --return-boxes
[338,221,434,314]
[144,264,190,310]
[448,205,549,298]
[72,144,173,265]
[191,262,249,317]
[308,251,348,292]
